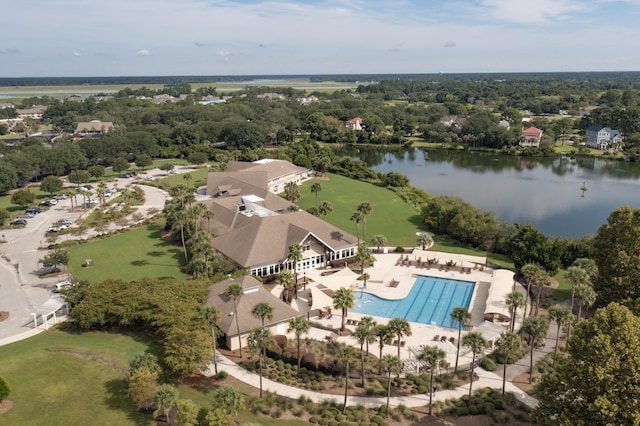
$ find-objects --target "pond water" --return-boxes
[340,147,640,238]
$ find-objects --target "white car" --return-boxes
[54,281,73,292]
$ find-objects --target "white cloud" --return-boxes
[73,51,82,57]
[136,49,151,56]
[479,0,589,24]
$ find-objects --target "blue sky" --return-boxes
[2,0,640,77]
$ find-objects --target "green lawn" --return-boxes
[432,235,515,270]
[0,329,308,425]
[157,166,211,188]
[68,219,187,283]
[553,269,571,300]
[297,173,424,247]
[0,329,159,425]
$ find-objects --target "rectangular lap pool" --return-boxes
[351,276,475,328]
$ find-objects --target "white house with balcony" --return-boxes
[585,125,622,150]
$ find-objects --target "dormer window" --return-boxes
[303,244,311,251]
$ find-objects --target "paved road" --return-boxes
[0,168,175,340]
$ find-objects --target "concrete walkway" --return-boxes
[207,351,539,409]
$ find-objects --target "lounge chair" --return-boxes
[449,337,455,344]
[400,341,406,347]
[393,340,398,345]
[440,336,447,342]
[433,335,440,341]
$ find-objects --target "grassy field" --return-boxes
[297,173,424,247]
[0,329,308,425]
[67,219,187,283]
[0,329,159,425]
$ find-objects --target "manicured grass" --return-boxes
[67,219,187,283]
[0,186,54,220]
[157,166,211,188]
[0,329,159,425]
[432,235,515,270]
[297,173,425,247]
[0,329,307,425]
[553,269,571,300]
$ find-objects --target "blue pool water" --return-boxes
[351,276,475,328]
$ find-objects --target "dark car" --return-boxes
[10,219,27,226]
[41,200,53,207]
[26,207,42,214]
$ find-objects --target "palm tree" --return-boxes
[548,305,572,366]
[153,384,179,424]
[318,200,333,220]
[353,324,369,387]
[532,268,551,316]
[188,202,208,233]
[224,282,244,357]
[519,263,540,321]
[374,324,393,375]
[284,181,300,203]
[251,302,274,329]
[566,265,588,317]
[96,182,107,207]
[522,315,549,384]
[358,316,377,355]
[416,233,433,250]
[354,243,374,287]
[505,291,526,332]
[357,202,372,244]
[333,287,355,332]
[371,235,387,253]
[251,302,274,361]
[247,327,272,398]
[310,182,322,208]
[380,354,401,418]
[200,306,221,375]
[350,210,363,245]
[495,331,520,395]
[287,316,310,378]
[338,345,357,414]
[417,345,447,415]
[173,209,190,263]
[387,317,412,385]
[574,283,596,322]
[450,306,472,372]
[462,331,488,397]
[279,269,295,303]
[287,243,303,299]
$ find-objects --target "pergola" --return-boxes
[31,296,67,329]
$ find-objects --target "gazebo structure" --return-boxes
[31,296,67,329]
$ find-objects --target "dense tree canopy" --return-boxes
[592,206,640,308]
[534,303,640,425]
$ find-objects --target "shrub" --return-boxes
[274,334,288,350]
[482,357,497,371]
[301,352,317,370]
[309,416,320,424]
[215,370,228,380]
[394,246,405,253]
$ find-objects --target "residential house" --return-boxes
[585,125,623,150]
[257,93,286,101]
[0,102,14,109]
[224,159,310,194]
[296,95,319,106]
[345,117,364,131]
[204,275,300,351]
[16,105,47,119]
[75,120,113,135]
[203,166,358,278]
[519,127,543,147]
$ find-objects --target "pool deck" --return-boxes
[297,250,501,368]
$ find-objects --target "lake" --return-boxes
[340,147,640,238]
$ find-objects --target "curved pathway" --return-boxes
[208,352,539,408]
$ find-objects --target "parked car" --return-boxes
[85,199,98,206]
[10,219,27,226]
[119,173,133,178]
[17,213,34,219]
[41,200,53,207]
[54,193,68,200]
[26,207,42,215]
[48,198,58,205]
[82,184,93,190]
[57,219,73,226]
[54,280,73,292]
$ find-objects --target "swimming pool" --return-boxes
[351,276,475,328]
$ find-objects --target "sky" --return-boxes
[2,0,640,77]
